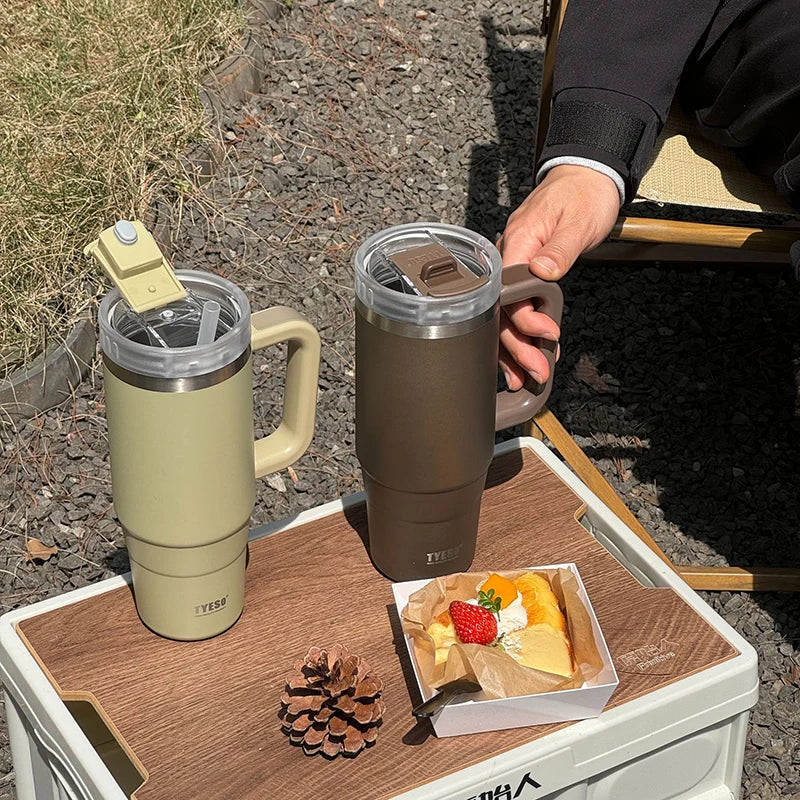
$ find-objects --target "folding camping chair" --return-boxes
[529,0,800,591]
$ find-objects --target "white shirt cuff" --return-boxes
[536,156,626,205]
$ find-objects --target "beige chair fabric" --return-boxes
[635,108,797,215]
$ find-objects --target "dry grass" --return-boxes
[0,0,242,374]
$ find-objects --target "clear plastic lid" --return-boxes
[98,270,251,378]
[353,223,502,326]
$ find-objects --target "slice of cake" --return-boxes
[424,571,574,677]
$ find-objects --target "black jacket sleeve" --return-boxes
[537,0,724,197]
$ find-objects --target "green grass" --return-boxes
[0,0,242,374]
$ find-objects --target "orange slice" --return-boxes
[479,573,519,609]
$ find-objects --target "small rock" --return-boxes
[58,553,84,571]
[266,474,287,493]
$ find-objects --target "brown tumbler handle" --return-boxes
[495,263,564,430]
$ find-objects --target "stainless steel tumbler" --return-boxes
[89,220,321,640]
[354,223,563,581]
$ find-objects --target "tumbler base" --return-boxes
[125,527,248,641]
[363,472,485,581]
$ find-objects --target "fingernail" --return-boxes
[540,331,559,342]
[501,367,513,387]
[529,369,545,384]
[531,256,558,276]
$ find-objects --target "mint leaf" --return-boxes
[478,589,501,614]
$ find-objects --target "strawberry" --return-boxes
[448,600,498,645]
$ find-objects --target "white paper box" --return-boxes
[392,563,619,737]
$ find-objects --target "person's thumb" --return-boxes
[497,224,546,269]
[528,222,588,280]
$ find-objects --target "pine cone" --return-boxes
[280,645,385,758]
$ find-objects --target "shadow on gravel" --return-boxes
[103,547,130,576]
[465,16,544,240]
[553,261,800,639]
[467,15,800,640]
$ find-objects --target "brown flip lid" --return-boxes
[388,242,488,297]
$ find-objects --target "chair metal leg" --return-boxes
[531,407,800,592]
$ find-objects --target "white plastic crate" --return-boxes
[0,438,758,800]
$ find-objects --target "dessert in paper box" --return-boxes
[429,572,574,676]
[401,568,605,700]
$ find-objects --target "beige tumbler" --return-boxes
[89,221,321,640]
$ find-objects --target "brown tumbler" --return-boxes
[354,223,563,581]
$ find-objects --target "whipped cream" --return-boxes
[496,593,528,637]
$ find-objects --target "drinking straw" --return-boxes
[196,300,221,346]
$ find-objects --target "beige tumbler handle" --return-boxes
[251,308,321,479]
[495,263,564,430]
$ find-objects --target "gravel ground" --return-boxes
[1,0,799,797]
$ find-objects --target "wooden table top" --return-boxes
[17,446,736,800]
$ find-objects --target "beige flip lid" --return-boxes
[84,220,186,313]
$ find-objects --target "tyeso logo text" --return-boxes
[617,637,680,671]
[426,545,461,565]
[194,595,228,617]
[464,772,542,800]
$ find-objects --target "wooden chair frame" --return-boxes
[532,0,800,592]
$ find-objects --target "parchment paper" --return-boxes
[400,569,605,700]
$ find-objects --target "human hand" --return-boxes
[496,165,620,390]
